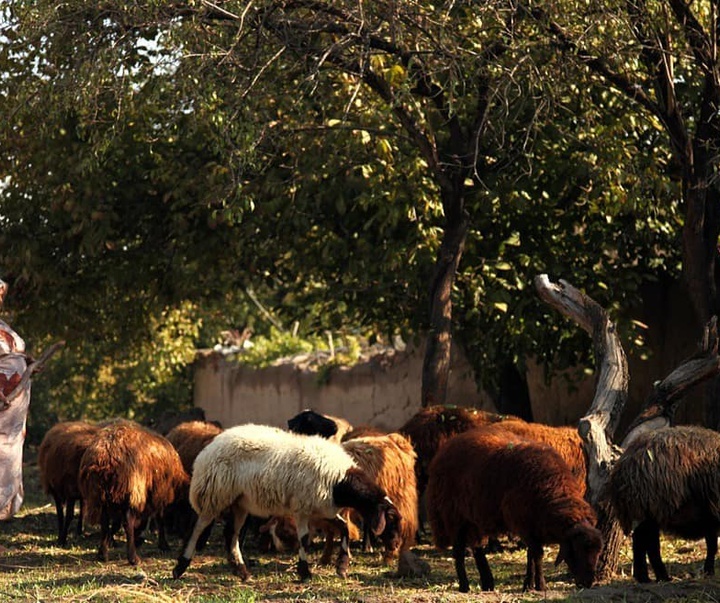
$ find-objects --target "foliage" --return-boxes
[0,0,685,421]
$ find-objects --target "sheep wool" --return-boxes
[609,425,720,582]
[38,420,101,546]
[427,424,601,592]
[190,424,356,519]
[175,423,399,583]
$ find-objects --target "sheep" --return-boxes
[172,423,400,582]
[608,425,720,583]
[165,420,223,476]
[165,419,225,547]
[38,420,101,546]
[427,424,602,592]
[491,419,588,495]
[287,409,353,443]
[399,405,512,497]
[294,432,422,574]
[78,419,189,565]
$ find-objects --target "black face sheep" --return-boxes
[608,425,720,583]
[38,420,101,546]
[287,409,353,443]
[427,425,602,592]
[78,419,189,565]
[172,423,400,582]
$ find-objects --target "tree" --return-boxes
[531,0,720,426]
[2,0,684,424]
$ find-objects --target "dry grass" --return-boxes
[1,459,720,602]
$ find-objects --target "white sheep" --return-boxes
[172,423,399,581]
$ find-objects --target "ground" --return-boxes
[1,459,719,602]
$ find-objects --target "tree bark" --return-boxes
[535,275,720,580]
[534,275,627,579]
[421,190,469,408]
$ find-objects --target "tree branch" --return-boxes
[622,315,720,446]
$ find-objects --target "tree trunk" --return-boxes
[535,275,720,580]
[534,275,627,579]
[421,190,469,408]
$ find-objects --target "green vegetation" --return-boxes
[0,0,711,426]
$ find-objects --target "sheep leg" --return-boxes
[635,520,669,582]
[77,498,84,536]
[472,546,495,591]
[227,506,250,580]
[295,517,314,581]
[704,530,718,576]
[98,508,112,562]
[452,527,471,593]
[60,498,76,547]
[124,510,141,566]
[52,496,66,546]
[319,531,335,566]
[173,512,216,579]
[333,514,351,578]
[523,543,545,591]
[156,512,170,552]
[631,520,652,583]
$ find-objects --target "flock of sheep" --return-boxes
[35,405,720,593]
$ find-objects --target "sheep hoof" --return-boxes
[458,584,470,593]
[173,556,191,579]
[298,560,312,582]
[233,564,250,581]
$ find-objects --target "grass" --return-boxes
[2,457,720,602]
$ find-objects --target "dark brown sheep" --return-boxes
[38,420,101,546]
[78,419,189,565]
[608,425,720,582]
[398,405,512,496]
[427,425,602,592]
[492,419,588,494]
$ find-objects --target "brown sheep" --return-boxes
[427,425,602,592]
[308,432,422,575]
[78,419,189,565]
[399,405,513,496]
[38,420,101,546]
[608,425,720,582]
[492,419,588,494]
[165,420,223,476]
[165,419,224,550]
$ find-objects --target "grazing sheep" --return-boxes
[165,420,223,476]
[608,425,720,583]
[427,425,602,592]
[172,423,400,582]
[287,409,353,443]
[399,405,511,496]
[78,419,189,565]
[492,419,588,494]
[298,433,421,574]
[38,420,101,546]
[165,419,225,548]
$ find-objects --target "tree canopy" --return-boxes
[0,1,685,433]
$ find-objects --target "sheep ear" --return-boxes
[372,510,387,536]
